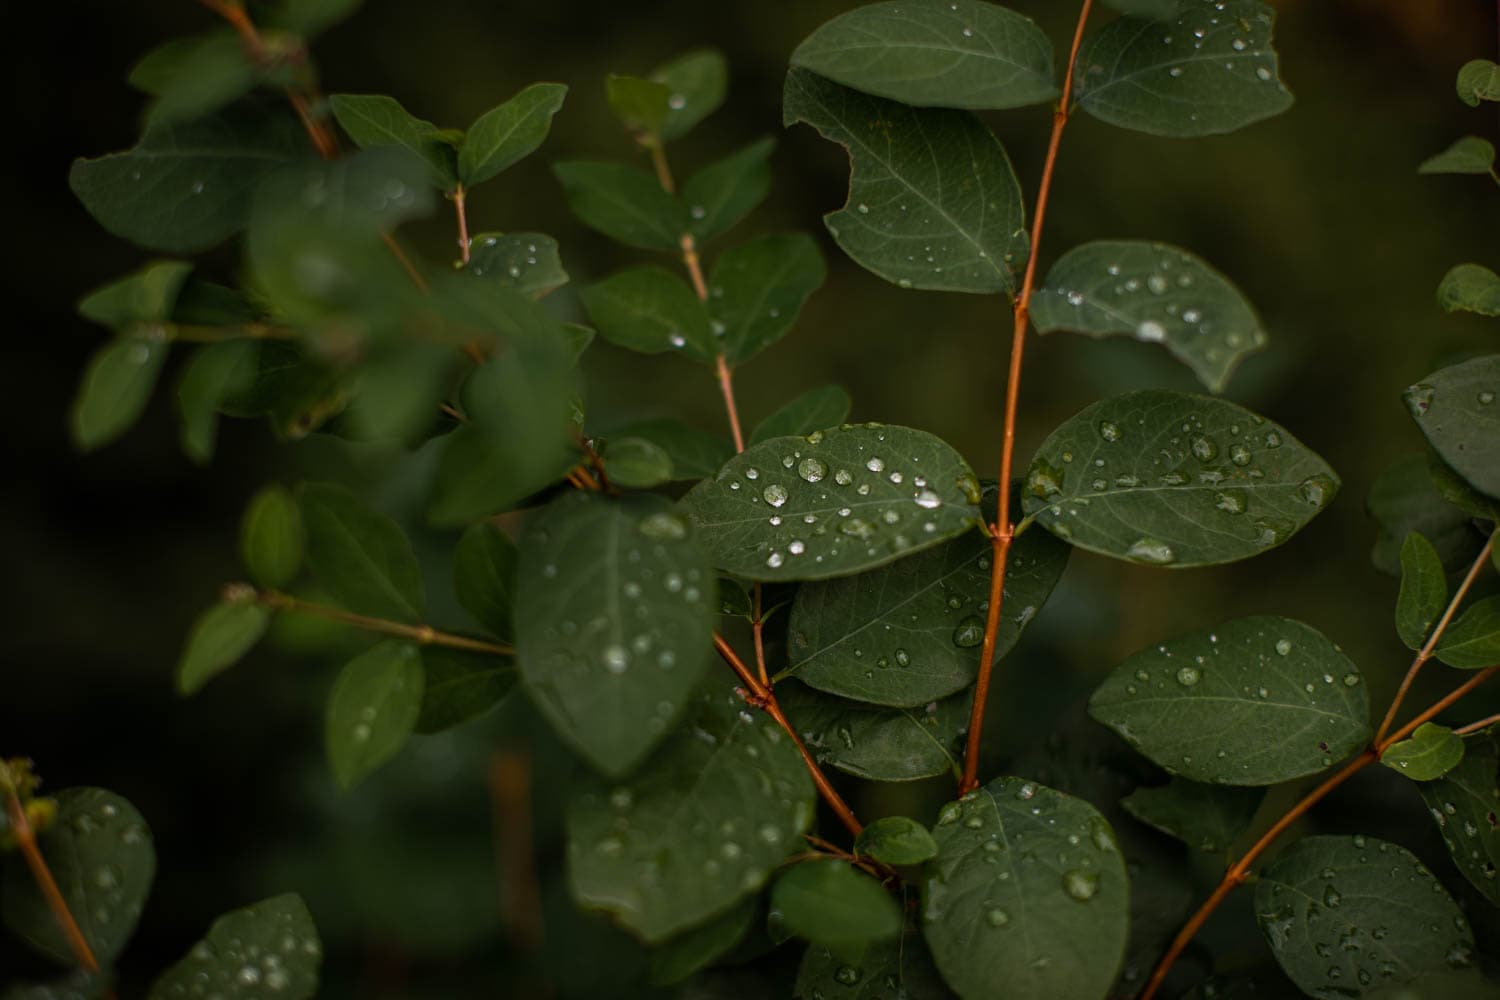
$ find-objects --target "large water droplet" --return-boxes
[602,645,629,674]
[798,458,827,483]
[638,511,688,540]
[1126,538,1176,565]
[1063,870,1100,901]
[1176,665,1201,687]
[952,617,984,648]
[763,484,789,507]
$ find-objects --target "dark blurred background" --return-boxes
[3,0,1498,996]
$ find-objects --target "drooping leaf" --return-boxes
[328,93,458,189]
[581,266,715,362]
[649,898,755,985]
[241,485,304,590]
[1031,241,1266,393]
[650,49,728,141]
[566,686,815,941]
[1435,595,1500,669]
[414,647,515,734]
[606,73,673,137]
[1405,355,1500,497]
[553,160,685,251]
[1022,389,1339,567]
[790,0,1056,110]
[1089,616,1370,785]
[70,337,169,451]
[923,777,1129,1000]
[782,67,1027,295]
[603,436,675,489]
[300,482,425,623]
[70,104,310,252]
[709,234,827,365]
[325,640,424,790]
[453,522,517,640]
[1419,136,1497,177]
[1121,777,1263,852]
[1,789,154,966]
[1457,58,1500,106]
[147,894,321,1000]
[130,32,258,126]
[777,680,970,782]
[1074,0,1293,137]
[1255,835,1475,997]
[458,82,568,188]
[751,386,853,445]
[467,232,569,298]
[609,419,734,481]
[795,924,953,1000]
[770,860,901,962]
[1367,454,1485,577]
[1380,722,1464,781]
[682,423,983,581]
[515,493,717,776]
[786,484,1068,706]
[1393,532,1446,650]
[176,339,258,464]
[682,137,775,244]
[1435,264,1500,317]
[1418,729,1499,905]
[177,599,272,695]
[77,260,194,328]
[855,816,939,865]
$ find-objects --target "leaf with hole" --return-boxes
[650,49,728,141]
[1419,136,1497,177]
[1405,355,1500,497]
[1395,532,1446,650]
[177,599,272,695]
[709,234,826,365]
[776,680,970,782]
[467,232,568,298]
[1023,389,1339,566]
[147,893,321,1000]
[681,137,774,244]
[1381,722,1464,781]
[1418,728,1499,905]
[1090,616,1370,785]
[329,93,458,188]
[458,82,567,188]
[1435,595,1500,669]
[783,67,1026,295]
[325,640,424,790]
[771,860,901,962]
[1436,264,1500,317]
[553,160,685,251]
[300,482,424,623]
[855,816,938,865]
[1122,777,1263,853]
[581,266,715,362]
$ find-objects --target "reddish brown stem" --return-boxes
[453,185,472,265]
[252,588,512,655]
[1454,711,1500,736]
[4,791,103,978]
[959,0,1095,795]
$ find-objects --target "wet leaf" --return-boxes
[581,266,714,362]
[452,522,517,640]
[776,680,970,782]
[177,600,272,695]
[554,160,685,251]
[709,234,826,365]
[856,816,938,865]
[1405,355,1500,497]
[650,49,728,141]
[610,419,734,480]
[300,482,424,623]
[751,386,853,445]
[467,231,569,298]
[683,138,774,244]
[147,893,321,1000]
[1380,722,1464,781]
[325,641,424,790]
[795,923,953,999]
[1435,264,1500,317]
[1101,0,1179,17]
[1122,777,1263,852]
[241,485,303,590]
[1089,616,1370,785]
[1435,595,1500,669]
[329,93,458,188]
[414,648,515,734]
[1418,728,1499,905]
[649,898,755,985]
[1419,136,1497,177]
[1457,58,1500,106]
[1395,532,1446,650]
[604,436,675,489]
[71,337,169,451]
[458,82,567,188]
[771,860,901,962]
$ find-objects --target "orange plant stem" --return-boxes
[454,185,472,265]
[4,791,102,977]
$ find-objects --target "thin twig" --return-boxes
[4,790,105,980]
[1454,711,1500,736]
[248,587,513,655]
[453,185,472,265]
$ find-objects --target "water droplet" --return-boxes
[1298,475,1334,507]
[1214,491,1246,514]
[1137,320,1166,342]
[637,511,688,540]
[668,93,687,110]
[952,617,984,648]
[1190,435,1218,461]
[1098,421,1121,443]
[1229,444,1252,466]
[1275,638,1292,656]
[835,965,862,985]
[1126,538,1176,565]
[866,456,885,472]
[1406,384,1435,418]
[602,645,629,674]
[1342,672,1361,687]
[1176,665,1201,686]
[1063,870,1100,901]
[986,907,1010,927]
[767,551,785,569]
[763,484,789,507]
[1322,885,1341,908]
[937,802,963,825]
[798,458,827,483]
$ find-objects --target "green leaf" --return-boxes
[709,234,827,365]
[1367,454,1485,577]
[786,484,1068,706]
[177,600,272,695]
[1031,240,1266,393]
[325,640,424,789]
[265,0,362,36]
[300,482,425,623]
[78,260,194,327]
[923,777,1129,1000]
[1435,595,1500,669]
[414,647,515,734]
[752,386,853,446]
[1435,263,1500,317]
[458,82,567,188]
[581,267,714,361]
[70,337,169,451]
[1075,0,1293,137]
[453,522,517,640]
[1100,0,1180,17]
[777,680,970,782]
[241,485,304,590]
[606,74,672,136]
[791,0,1056,110]
[1395,532,1446,650]
[1,970,108,1000]
[329,93,458,188]
[782,68,1027,295]
[516,493,717,776]
[147,894,321,1000]
[603,436,675,489]
[649,898,755,985]
[176,339,258,464]
[682,423,983,581]
[467,232,569,298]
[1121,777,1263,852]
[1255,835,1475,996]
[1089,616,1370,785]
[1428,451,1500,522]
[771,860,901,962]
[1405,355,1500,497]
[1,789,154,966]
[795,925,953,1000]
[566,686,815,941]
[70,105,309,252]
[1022,389,1340,567]
[650,49,728,141]
[1457,58,1500,106]
[130,32,257,126]
[610,419,734,480]
[682,137,775,243]
[1381,722,1465,781]
[855,816,938,865]
[554,160,685,251]
[1418,729,1499,905]
[1419,136,1497,177]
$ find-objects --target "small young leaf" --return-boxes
[325,640,424,790]
[1255,836,1474,996]
[1435,263,1500,317]
[855,816,938,865]
[466,231,568,298]
[709,234,827,365]
[130,32,257,126]
[1122,777,1264,853]
[923,777,1129,1000]
[566,687,814,941]
[1419,136,1497,176]
[177,600,272,695]
[1089,616,1370,785]
[1030,241,1266,393]
[771,860,901,962]
[414,647,515,734]
[1380,722,1464,780]
[554,160,685,251]
[777,680,970,782]
[1022,390,1340,567]
[78,260,194,327]
[176,339,258,464]
[241,485,304,590]
[682,137,774,243]
[1,789,154,966]
[751,386,852,445]
[1434,595,1500,669]
[300,482,425,623]
[783,67,1027,295]
[1418,729,1499,905]
[790,0,1057,110]
[1457,58,1500,106]
[681,423,983,581]
[603,437,675,489]
[515,493,717,776]
[453,522,517,640]
[606,74,672,136]
[1075,0,1293,137]
[795,925,952,1000]
[609,419,734,480]
[147,894,321,1000]
[581,267,714,361]
[458,82,567,188]
[1367,454,1485,577]
[1395,532,1447,650]
[649,898,755,985]
[650,49,728,141]
[329,93,458,189]
[1405,355,1500,497]
[70,337,169,451]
